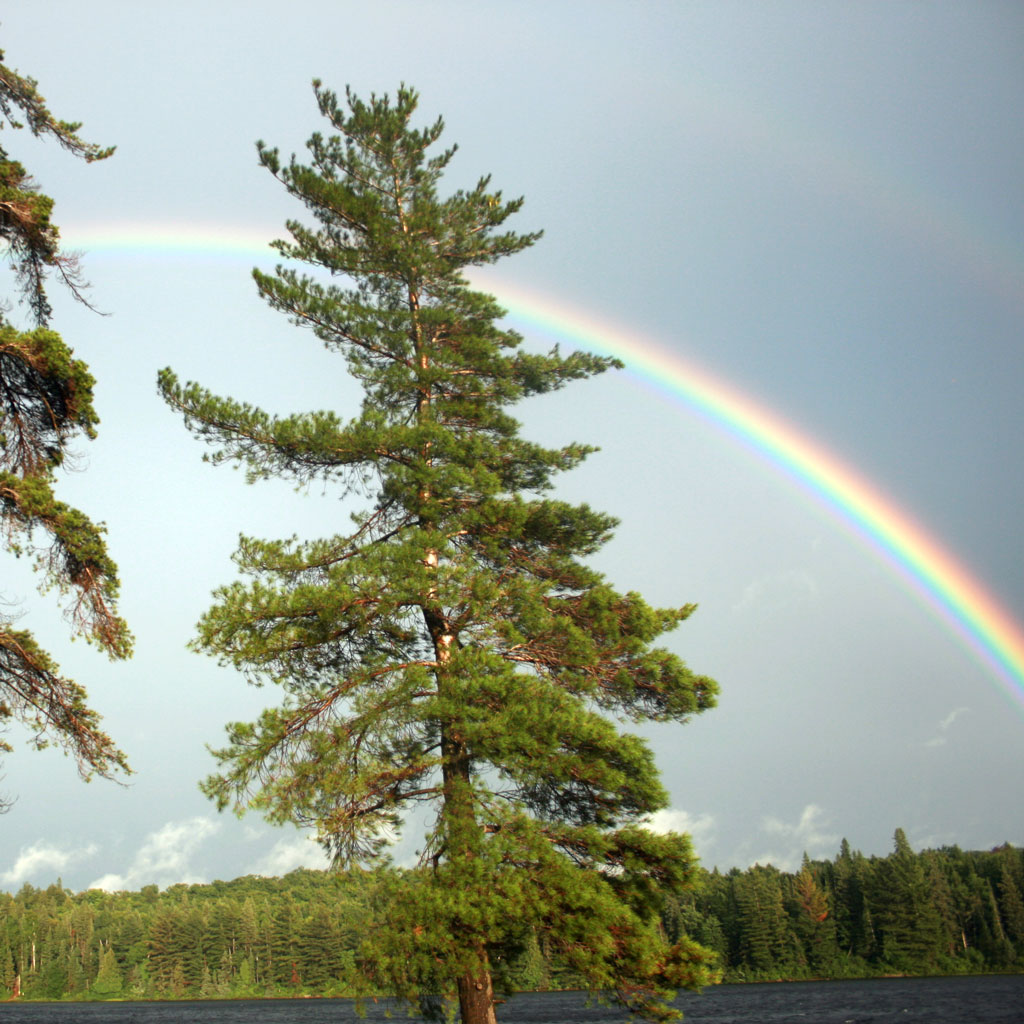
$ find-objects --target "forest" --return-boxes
[1,830,1021,1001]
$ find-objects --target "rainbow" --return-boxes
[64,223,1024,713]
[488,278,1024,712]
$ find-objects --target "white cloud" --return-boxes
[925,706,970,748]
[733,569,818,612]
[645,808,717,852]
[246,834,331,877]
[89,817,220,892]
[748,804,839,871]
[1,841,99,886]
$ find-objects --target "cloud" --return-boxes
[246,834,331,877]
[924,706,970,748]
[733,569,818,612]
[1,841,99,886]
[747,804,839,871]
[89,817,220,892]
[645,808,717,852]
[647,806,712,839]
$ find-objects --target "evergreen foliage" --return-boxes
[0,839,1021,1003]
[690,833,1024,981]
[0,50,129,789]
[158,82,717,1023]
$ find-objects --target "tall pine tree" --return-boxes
[159,83,718,1023]
[0,51,130,787]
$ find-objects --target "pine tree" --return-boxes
[90,945,122,998]
[993,845,1024,956]
[790,856,838,974]
[297,905,342,990]
[237,896,259,970]
[159,83,718,1023]
[998,871,1024,953]
[147,908,182,994]
[870,829,943,970]
[833,838,871,959]
[921,851,960,959]
[267,902,300,987]
[0,50,130,787]
[733,866,790,975]
[184,907,212,992]
[0,928,15,995]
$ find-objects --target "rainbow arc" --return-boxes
[490,279,1024,711]
[64,224,1024,714]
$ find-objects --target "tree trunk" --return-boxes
[458,965,498,1024]
[416,304,496,1023]
[439,724,496,1023]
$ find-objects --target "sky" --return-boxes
[0,1,1021,893]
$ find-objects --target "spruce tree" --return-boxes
[159,82,718,1023]
[0,52,130,787]
[871,829,944,970]
[90,946,122,998]
[790,855,838,973]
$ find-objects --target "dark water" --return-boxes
[0,976,1020,1023]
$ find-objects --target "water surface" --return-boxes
[0,975,1020,1023]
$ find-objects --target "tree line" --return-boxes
[669,829,1024,981]
[1,831,1021,1001]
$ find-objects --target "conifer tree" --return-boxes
[91,946,122,998]
[0,51,130,786]
[159,82,718,1023]
[998,869,1024,949]
[733,866,789,974]
[871,829,943,969]
[790,855,838,972]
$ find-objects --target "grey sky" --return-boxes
[0,2,1021,890]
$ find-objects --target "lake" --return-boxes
[0,975,1020,1023]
